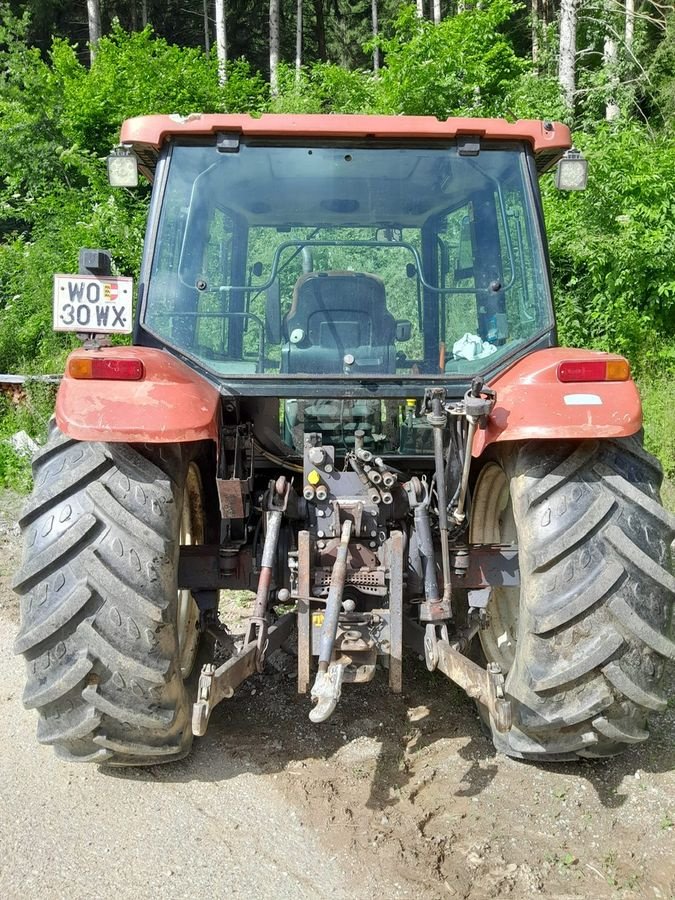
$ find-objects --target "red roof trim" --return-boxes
[120,113,571,157]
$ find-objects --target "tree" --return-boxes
[625,0,634,53]
[203,0,211,53]
[603,34,620,120]
[270,0,280,96]
[372,0,379,71]
[215,0,227,84]
[296,0,303,81]
[432,0,441,25]
[86,0,102,63]
[532,0,539,69]
[314,0,327,60]
[558,0,579,112]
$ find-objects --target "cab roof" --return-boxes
[119,113,571,181]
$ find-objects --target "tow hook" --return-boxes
[309,519,352,723]
[309,663,346,723]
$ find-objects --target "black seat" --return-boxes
[281,271,397,374]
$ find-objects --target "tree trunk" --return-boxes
[604,35,620,119]
[416,0,424,16]
[86,0,101,64]
[313,0,327,60]
[372,0,379,72]
[141,0,148,27]
[296,0,303,81]
[625,0,634,52]
[532,0,539,69]
[270,0,280,97]
[215,0,227,84]
[203,0,210,54]
[558,0,578,113]
[432,0,441,24]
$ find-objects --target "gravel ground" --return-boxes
[1,489,673,899]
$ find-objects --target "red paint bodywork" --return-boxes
[56,347,220,444]
[120,114,571,173]
[473,348,642,456]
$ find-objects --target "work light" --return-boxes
[107,146,139,187]
[555,148,588,191]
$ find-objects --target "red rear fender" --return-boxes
[56,348,220,444]
[474,348,642,456]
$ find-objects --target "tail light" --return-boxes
[68,357,145,380]
[557,359,630,383]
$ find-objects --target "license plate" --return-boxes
[53,274,133,334]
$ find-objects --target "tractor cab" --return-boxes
[134,121,562,457]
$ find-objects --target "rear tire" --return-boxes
[12,423,206,766]
[470,436,675,761]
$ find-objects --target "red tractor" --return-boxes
[14,114,673,765]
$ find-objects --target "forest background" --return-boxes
[0,0,673,489]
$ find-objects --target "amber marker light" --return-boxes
[557,359,630,383]
[68,357,144,380]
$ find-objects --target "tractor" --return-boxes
[13,113,674,765]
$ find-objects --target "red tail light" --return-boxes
[557,359,630,383]
[68,357,144,381]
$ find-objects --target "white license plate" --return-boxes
[53,274,133,334]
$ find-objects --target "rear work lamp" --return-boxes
[555,148,588,191]
[107,145,139,187]
[557,359,630,383]
[69,357,144,381]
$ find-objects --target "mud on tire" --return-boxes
[472,436,675,761]
[13,423,205,766]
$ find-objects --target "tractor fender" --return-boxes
[56,347,220,444]
[473,347,641,457]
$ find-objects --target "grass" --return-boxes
[639,373,675,482]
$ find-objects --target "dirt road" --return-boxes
[0,490,673,899]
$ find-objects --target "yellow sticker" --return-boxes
[312,614,325,627]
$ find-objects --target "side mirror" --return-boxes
[395,320,412,342]
[555,149,588,191]
[265,280,282,344]
[107,146,138,187]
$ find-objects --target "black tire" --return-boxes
[12,423,206,766]
[470,436,675,761]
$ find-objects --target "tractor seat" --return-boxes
[281,271,397,374]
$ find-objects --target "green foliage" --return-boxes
[373,1,528,118]
[504,73,568,123]
[0,382,55,491]
[647,13,675,126]
[544,124,675,375]
[270,62,376,113]
[0,441,32,492]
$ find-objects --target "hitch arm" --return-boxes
[404,618,512,733]
[192,612,294,737]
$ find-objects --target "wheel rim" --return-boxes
[177,463,205,679]
[470,462,519,674]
